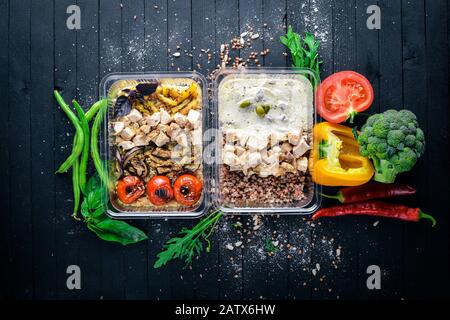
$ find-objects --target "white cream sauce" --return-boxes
[218,74,313,135]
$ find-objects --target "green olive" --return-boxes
[262,104,271,113]
[239,100,251,108]
[255,105,266,117]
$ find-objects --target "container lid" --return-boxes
[211,68,321,214]
[100,72,210,219]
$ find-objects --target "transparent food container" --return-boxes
[100,68,321,219]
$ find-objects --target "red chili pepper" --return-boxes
[321,183,416,203]
[312,201,436,226]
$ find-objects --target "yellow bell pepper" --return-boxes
[309,122,374,186]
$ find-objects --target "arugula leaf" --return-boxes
[154,210,223,268]
[280,26,322,86]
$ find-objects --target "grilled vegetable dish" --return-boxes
[108,78,204,211]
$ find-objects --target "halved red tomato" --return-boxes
[146,176,174,206]
[173,174,203,206]
[117,176,145,204]
[316,71,374,123]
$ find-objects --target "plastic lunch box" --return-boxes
[100,68,322,219]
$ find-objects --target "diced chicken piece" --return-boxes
[225,130,238,144]
[147,130,159,141]
[115,136,124,144]
[187,110,201,128]
[118,141,135,150]
[131,122,140,130]
[259,162,279,177]
[263,152,279,165]
[174,112,187,127]
[145,112,160,127]
[270,132,288,147]
[235,146,246,156]
[140,124,151,134]
[121,115,131,126]
[160,109,172,125]
[293,138,310,157]
[288,132,301,146]
[246,134,268,151]
[175,132,189,148]
[280,161,296,173]
[127,109,143,122]
[132,134,148,147]
[112,121,125,135]
[152,131,170,147]
[191,129,202,146]
[223,152,240,167]
[281,142,293,152]
[238,151,249,165]
[271,145,282,154]
[179,156,192,165]
[247,152,262,168]
[167,123,182,141]
[138,118,147,126]
[223,144,235,153]
[237,131,249,147]
[297,157,308,173]
[120,127,135,141]
[181,147,191,156]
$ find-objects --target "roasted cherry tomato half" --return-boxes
[316,71,374,123]
[116,176,145,204]
[173,174,203,206]
[146,176,174,206]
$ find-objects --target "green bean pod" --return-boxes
[54,99,106,172]
[85,99,106,122]
[71,154,81,220]
[91,100,108,186]
[54,91,84,173]
[73,100,90,195]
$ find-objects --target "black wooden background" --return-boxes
[1,0,449,300]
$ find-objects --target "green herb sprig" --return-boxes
[264,237,280,254]
[154,210,223,268]
[280,26,321,85]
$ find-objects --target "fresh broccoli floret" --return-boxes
[357,109,426,183]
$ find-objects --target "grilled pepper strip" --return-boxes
[322,183,416,203]
[312,201,436,226]
[309,122,374,186]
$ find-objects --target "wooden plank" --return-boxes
[310,0,359,300]
[144,0,172,300]
[367,0,404,299]
[215,0,242,300]
[238,0,269,300]
[54,0,82,299]
[400,0,430,299]
[354,0,383,300]
[423,0,449,298]
[166,0,196,299]
[98,0,126,299]
[263,0,290,300]
[191,0,220,300]
[30,0,56,299]
[8,0,33,299]
[285,0,313,300]
[0,0,10,299]
[75,0,102,299]
[120,0,149,300]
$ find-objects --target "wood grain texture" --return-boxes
[0,0,10,300]
[1,0,449,300]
